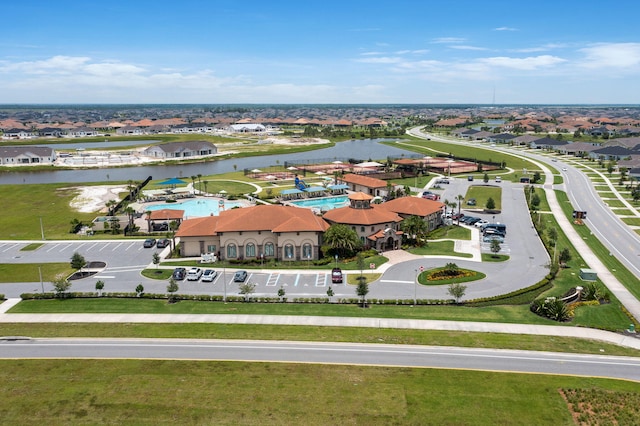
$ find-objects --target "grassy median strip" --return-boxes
[0,263,72,283]
[0,359,636,424]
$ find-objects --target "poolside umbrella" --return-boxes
[251,169,262,173]
[332,160,343,164]
[158,177,187,186]
[287,166,298,170]
[264,175,277,180]
[158,177,187,189]
[315,171,326,175]
[219,189,227,194]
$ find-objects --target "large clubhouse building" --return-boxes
[176,192,444,260]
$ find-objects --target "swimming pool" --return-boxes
[288,195,349,211]
[145,198,245,218]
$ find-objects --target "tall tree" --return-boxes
[70,252,86,270]
[400,215,428,246]
[322,224,362,258]
[486,197,496,211]
[167,278,179,303]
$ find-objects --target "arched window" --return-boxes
[284,244,294,260]
[302,243,312,259]
[264,242,274,257]
[226,244,237,258]
[245,243,256,258]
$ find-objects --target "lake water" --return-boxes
[0,138,420,185]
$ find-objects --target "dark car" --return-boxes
[233,270,248,282]
[331,268,343,283]
[466,198,476,206]
[143,238,157,248]
[156,238,170,248]
[172,267,186,280]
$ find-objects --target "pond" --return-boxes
[0,138,421,185]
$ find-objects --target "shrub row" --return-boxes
[19,292,456,306]
[466,278,554,307]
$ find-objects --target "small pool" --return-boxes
[288,195,349,211]
[145,198,245,218]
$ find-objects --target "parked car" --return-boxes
[438,178,450,184]
[201,269,218,282]
[331,267,343,283]
[495,176,502,183]
[474,219,490,228]
[466,198,476,206]
[143,238,156,248]
[483,235,504,243]
[452,213,465,220]
[156,238,170,248]
[186,267,203,281]
[467,176,474,181]
[466,217,481,225]
[172,267,186,280]
[233,270,248,282]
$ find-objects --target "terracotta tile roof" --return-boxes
[377,197,444,216]
[181,205,329,234]
[348,192,373,201]
[175,216,218,237]
[341,173,387,188]
[323,204,402,225]
[147,209,185,220]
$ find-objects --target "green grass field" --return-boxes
[0,359,636,425]
[0,263,72,283]
[465,185,502,210]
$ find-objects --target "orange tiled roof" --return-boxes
[147,209,185,220]
[177,205,329,237]
[341,173,387,188]
[175,216,218,237]
[323,204,402,226]
[378,197,444,216]
[348,192,373,201]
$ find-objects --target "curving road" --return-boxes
[1,338,639,382]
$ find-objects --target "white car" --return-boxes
[201,269,218,282]
[474,219,490,228]
[186,267,203,281]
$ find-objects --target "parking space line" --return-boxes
[293,274,300,287]
[99,244,109,252]
[46,244,60,252]
[315,273,326,287]
[59,243,74,252]
[87,242,100,251]
[125,242,138,251]
[112,242,123,251]
[2,243,18,252]
[265,273,279,287]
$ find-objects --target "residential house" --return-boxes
[588,145,635,161]
[487,133,517,144]
[143,141,218,159]
[227,123,266,133]
[0,146,56,165]
[557,142,600,156]
[68,127,99,137]
[2,128,35,139]
[529,137,569,150]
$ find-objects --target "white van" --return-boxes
[495,176,502,183]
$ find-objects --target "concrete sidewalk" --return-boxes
[1,299,638,350]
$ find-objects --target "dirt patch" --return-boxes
[67,185,128,213]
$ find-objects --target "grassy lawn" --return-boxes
[481,253,509,262]
[346,273,382,285]
[9,297,633,332]
[621,217,640,226]
[419,267,485,285]
[2,359,638,425]
[0,183,102,240]
[20,243,43,251]
[141,268,173,280]
[602,199,627,208]
[0,263,73,283]
[465,185,502,210]
[553,190,640,302]
[428,225,471,240]
[408,241,473,258]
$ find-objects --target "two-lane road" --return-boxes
[2,338,639,382]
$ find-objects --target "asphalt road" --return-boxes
[1,338,639,381]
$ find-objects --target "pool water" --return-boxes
[146,198,244,218]
[288,195,349,211]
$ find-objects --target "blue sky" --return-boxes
[1,0,639,104]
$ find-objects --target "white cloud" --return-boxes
[479,55,566,70]
[395,49,429,55]
[493,27,517,31]
[580,43,640,68]
[431,37,466,44]
[355,56,403,64]
[449,45,488,51]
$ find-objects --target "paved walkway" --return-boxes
[1,298,638,350]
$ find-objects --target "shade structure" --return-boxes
[251,169,262,173]
[287,166,298,170]
[314,171,326,175]
[158,177,187,186]
[264,175,277,180]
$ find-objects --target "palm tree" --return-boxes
[323,224,361,258]
[456,194,464,223]
[197,174,202,194]
[203,180,208,195]
[400,215,428,246]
